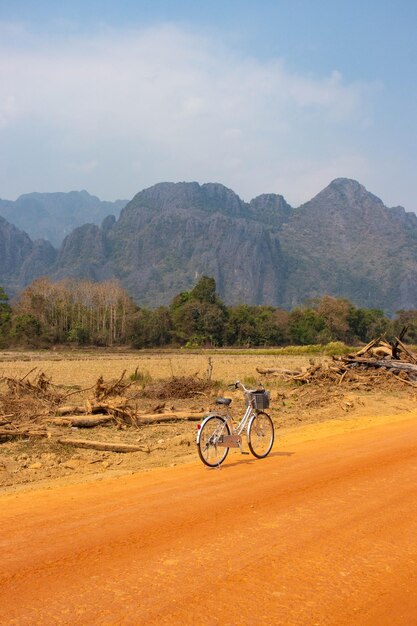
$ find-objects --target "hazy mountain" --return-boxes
[0,215,57,296]
[0,191,127,247]
[1,178,417,313]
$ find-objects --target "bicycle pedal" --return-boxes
[240,451,250,455]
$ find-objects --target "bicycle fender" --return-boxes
[195,413,226,445]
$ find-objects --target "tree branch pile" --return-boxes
[0,369,65,440]
[0,369,211,449]
[257,330,417,389]
[141,376,216,400]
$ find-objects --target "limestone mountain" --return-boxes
[280,178,417,311]
[0,191,127,247]
[1,178,417,313]
[53,183,286,306]
[0,215,57,297]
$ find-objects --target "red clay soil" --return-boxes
[1,414,417,625]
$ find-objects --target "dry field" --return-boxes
[0,348,313,387]
[1,348,416,493]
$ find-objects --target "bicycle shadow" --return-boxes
[268,450,295,458]
[205,450,295,470]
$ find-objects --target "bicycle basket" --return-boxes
[245,390,270,410]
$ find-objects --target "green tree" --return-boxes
[313,295,351,342]
[348,307,389,342]
[172,300,227,346]
[226,305,290,347]
[392,310,417,343]
[189,276,218,304]
[170,276,227,346]
[67,324,90,345]
[288,307,325,345]
[0,286,10,311]
[0,286,12,346]
[12,314,42,344]
[256,307,290,346]
[131,307,173,348]
[225,305,259,346]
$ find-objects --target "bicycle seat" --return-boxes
[215,397,232,406]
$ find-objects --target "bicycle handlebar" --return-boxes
[228,380,264,393]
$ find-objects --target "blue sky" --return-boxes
[0,0,416,210]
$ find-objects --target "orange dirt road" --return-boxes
[1,416,417,625]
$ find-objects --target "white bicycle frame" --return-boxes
[196,381,261,449]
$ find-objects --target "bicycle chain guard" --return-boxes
[217,434,242,448]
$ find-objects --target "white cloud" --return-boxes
[0,23,378,203]
[0,95,16,128]
[268,154,373,206]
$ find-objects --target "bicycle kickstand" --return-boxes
[238,442,249,456]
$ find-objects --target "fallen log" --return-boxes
[343,357,417,373]
[352,337,381,357]
[0,428,48,441]
[86,400,129,415]
[256,367,300,376]
[137,411,205,425]
[48,415,114,428]
[57,437,150,453]
[55,405,85,416]
[392,326,408,359]
[257,367,280,375]
[370,346,392,358]
[286,365,322,382]
[52,411,205,427]
[395,338,417,364]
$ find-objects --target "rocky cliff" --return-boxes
[52,183,285,306]
[0,216,57,296]
[1,179,417,312]
[280,179,417,311]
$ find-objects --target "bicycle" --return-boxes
[196,381,274,467]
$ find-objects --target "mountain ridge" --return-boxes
[1,178,416,313]
[0,190,128,247]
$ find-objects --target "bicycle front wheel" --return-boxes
[197,415,231,467]
[247,411,274,459]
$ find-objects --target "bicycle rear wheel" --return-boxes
[247,411,274,459]
[197,415,231,467]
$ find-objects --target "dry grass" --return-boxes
[0,349,317,388]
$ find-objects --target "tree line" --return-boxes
[1,276,416,348]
